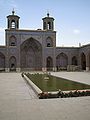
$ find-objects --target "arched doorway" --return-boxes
[9,56,16,71]
[81,53,86,70]
[20,38,42,71]
[56,53,68,70]
[0,52,5,71]
[46,56,53,71]
[72,56,77,65]
[89,53,90,70]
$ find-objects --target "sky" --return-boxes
[0,0,90,46]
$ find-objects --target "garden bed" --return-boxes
[38,89,90,99]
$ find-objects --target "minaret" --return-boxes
[42,12,54,31]
[7,10,20,29]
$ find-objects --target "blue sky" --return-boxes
[0,0,90,46]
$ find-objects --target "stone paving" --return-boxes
[0,72,90,120]
[51,71,90,85]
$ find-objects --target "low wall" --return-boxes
[23,74,42,95]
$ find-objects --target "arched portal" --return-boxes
[56,53,68,70]
[0,52,5,71]
[9,56,16,71]
[72,56,77,65]
[46,56,53,71]
[81,53,86,70]
[89,53,90,70]
[20,38,42,71]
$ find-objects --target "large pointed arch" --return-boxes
[0,52,5,71]
[81,52,86,70]
[72,56,78,65]
[56,53,68,70]
[88,52,90,70]
[20,37,42,71]
[85,52,90,71]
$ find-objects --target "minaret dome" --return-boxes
[7,10,20,29]
[42,13,54,31]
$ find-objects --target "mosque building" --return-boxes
[0,10,90,72]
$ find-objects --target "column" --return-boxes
[53,47,56,71]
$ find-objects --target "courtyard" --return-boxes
[0,72,90,120]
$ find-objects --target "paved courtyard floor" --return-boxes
[51,71,90,85]
[0,72,90,120]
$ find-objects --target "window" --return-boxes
[46,37,53,47]
[9,36,17,46]
[47,43,51,47]
[11,20,15,28]
[11,42,16,46]
[47,22,51,29]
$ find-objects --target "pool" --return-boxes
[26,73,90,92]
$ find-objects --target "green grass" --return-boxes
[26,73,90,92]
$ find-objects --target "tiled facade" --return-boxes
[0,11,90,72]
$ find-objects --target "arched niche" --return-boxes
[9,36,17,46]
[72,56,78,65]
[46,56,53,71]
[85,52,90,71]
[46,37,53,47]
[56,53,68,70]
[81,52,86,70]
[9,56,16,71]
[88,52,90,70]
[20,38,42,71]
[0,52,5,71]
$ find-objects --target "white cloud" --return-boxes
[73,29,80,34]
